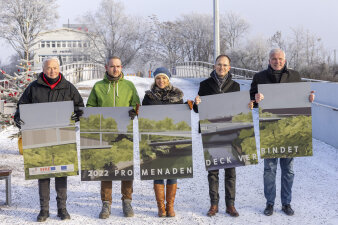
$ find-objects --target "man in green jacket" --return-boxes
[87,56,140,218]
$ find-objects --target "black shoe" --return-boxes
[282,204,294,216]
[57,208,71,220]
[37,210,49,222]
[264,204,274,216]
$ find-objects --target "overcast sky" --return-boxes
[1,0,337,64]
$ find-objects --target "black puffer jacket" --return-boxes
[250,65,301,101]
[142,83,183,105]
[193,71,240,113]
[14,72,84,120]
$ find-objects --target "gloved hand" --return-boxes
[129,104,140,120]
[14,117,25,129]
[187,100,193,110]
[71,109,83,122]
[129,109,137,120]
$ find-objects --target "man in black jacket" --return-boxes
[250,49,314,217]
[194,55,240,217]
[14,57,84,222]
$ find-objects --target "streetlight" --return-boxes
[213,0,220,62]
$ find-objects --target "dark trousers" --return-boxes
[38,177,67,211]
[208,168,236,207]
[154,179,177,185]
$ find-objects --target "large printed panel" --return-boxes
[20,101,78,180]
[258,83,312,158]
[138,105,193,180]
[199,91,257,170]
[80,107,134,181]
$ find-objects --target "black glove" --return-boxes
[71,109,83,122]
[128,109,137,120]
[14,117,25,129]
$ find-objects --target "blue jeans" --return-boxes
[154,179,177,185]
[264,158,294,205]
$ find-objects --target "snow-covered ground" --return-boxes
[1,76,337,225]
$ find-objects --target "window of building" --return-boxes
[83,42,87,48]
[46,41,50,48]
[52,41,55,48]
[41,41,45,48]
[62,56,67,63]
[67,41,72,47]
[57,41,61,48]
[72,41,77,48]
[78,41,82,48]
[62,41,66,47]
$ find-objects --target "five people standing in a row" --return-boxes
[14,48,314,222]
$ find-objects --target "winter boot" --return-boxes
[282,204,294,216]
[166,184,177,217]
[122,199,134,217]
[37,210,49,222]
[154,184,166,217]
[57,208,70,220]
[99,201,111,219]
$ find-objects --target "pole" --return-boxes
[213,0,220,62]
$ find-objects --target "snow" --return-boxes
[1,76,337,225]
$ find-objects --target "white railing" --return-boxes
[171,61,257,79]
[60,63,105,84]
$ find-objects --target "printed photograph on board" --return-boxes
[80,107,134,181]
[258,83,313,159]
[20,101,78,180]
[199,91,258,171]
[138,104,193,180]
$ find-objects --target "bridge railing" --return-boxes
[60,63,105,84]
[171,61,257,79]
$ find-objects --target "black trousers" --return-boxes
[38,177,67,210]
[208,168,236,207]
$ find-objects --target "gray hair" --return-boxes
[42,57,60,68]
[269,49,286,59]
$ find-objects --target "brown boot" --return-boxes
[207,205,218,217]
[154,184,166,217]
[166,184,177,217]
[226,206,239,217]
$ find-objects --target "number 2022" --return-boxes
[88,170,109,177]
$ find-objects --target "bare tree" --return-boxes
[79,0,152,67]
[0,0,58,60]
[221,11,250,49]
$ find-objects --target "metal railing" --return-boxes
[60,63,105,84]
[171,61,257,79]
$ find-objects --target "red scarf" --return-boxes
[43,73,61,89]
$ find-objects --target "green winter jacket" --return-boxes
[86,72,140,107]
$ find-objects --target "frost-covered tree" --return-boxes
[79,0,152,67]
[0,0,59,60]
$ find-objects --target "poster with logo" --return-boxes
[20,101,78,180]
[138,104,193,180]
[258,83,312,158]
[80,107,134,181]
[199,91,258,171]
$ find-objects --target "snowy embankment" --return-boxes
[0,76,337,225]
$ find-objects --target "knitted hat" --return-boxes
[153,67,171,80]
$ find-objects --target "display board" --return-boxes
[80,107,134,181]
[258,83,312,158]
[199,91,258,170]
[138,104,193,180]
[20,101,77,180]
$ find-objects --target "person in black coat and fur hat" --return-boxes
[142,67,183,218]
[194,55,240,218]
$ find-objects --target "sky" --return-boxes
[1,0,337,64]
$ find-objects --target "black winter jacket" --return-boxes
[14,72,84,120]
[250,66,301,101]
[142,83,183,106]
[193,71,240,113]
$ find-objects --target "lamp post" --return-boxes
[213,0,220,62]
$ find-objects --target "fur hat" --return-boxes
[153,67,171,80]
